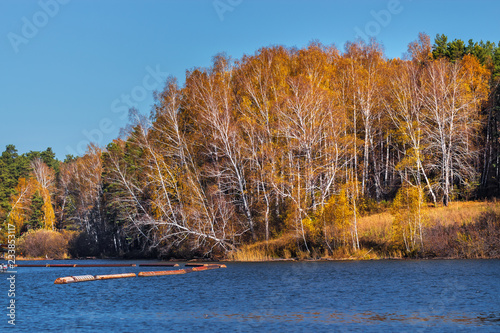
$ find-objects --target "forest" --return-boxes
[2,33,500,260]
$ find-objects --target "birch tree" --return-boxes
[421,55,490,205]
[184,55,256,239]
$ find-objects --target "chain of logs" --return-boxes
[52,263,226,284]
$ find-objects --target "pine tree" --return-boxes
[28,191,45,230]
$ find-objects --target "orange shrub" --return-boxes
[18,229,75,259]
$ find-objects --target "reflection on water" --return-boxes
[206,310,500,325]
[6,259,500,332]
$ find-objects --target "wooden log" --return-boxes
[54,273,136,284]
[138,264,227,277]
[95,273,136,280]
[15,264,48,267]
[18,263,137,267]
[54,275,96,284]
[54,277,73,284]
[185,263,227,268]
[192,264,225,271]
[191,266,207,272]
[138,269,188,277]
[75,264,137,267]
[139,263,179,267]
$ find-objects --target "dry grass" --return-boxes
[228,245,272,261]
[358,200,500,240]
[425,201,499,227]
[358,212,393,242]
[228,233,311,261]
[229,235,384,261]
[227,200,500,261]
[325,247,381,260]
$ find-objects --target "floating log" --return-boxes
[138,269,188,277]
[74,264,137,267]
[192,264,225,271]
[185,263,227,268]
[54,273,136,284]
[54,275,96,284]
[139,264,226,277]
[139,263,179,267]
[191,266,207,272]
[17,263,136,267]
[95,273,136,280]
[54,265,227,282]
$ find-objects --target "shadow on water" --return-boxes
[203,310,500,325]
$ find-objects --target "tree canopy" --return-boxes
[2,33,500,259]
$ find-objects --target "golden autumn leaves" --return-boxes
[9,158,55,233]
[100,35,492,255]
[5,34,494,257]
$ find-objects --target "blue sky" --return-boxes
[1,0,499,159]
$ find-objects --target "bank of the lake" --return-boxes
[11,201,500,262]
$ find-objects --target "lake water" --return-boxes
[3,259,500,332]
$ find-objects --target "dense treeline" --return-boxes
[2,33,500,259]
[0,146,59,231]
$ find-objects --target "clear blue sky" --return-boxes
[1,0,499,159]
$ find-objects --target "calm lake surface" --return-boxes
[4,259,500,332]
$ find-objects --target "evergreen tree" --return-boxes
[432,34,449,59]
[28,191,45,230]
[447,39,465,62]
[0,145,23,216]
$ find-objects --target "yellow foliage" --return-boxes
[302,216,321,239]
[391,185,426,253]
[8,178,37,233]
[7,175,56,234]
[459,54,490,105]
[41,189,55,230]
[317,186,358,248]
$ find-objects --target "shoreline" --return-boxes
[7,256,500,262]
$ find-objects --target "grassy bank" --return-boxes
[228,201,500,261]
[11,201,500,261]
